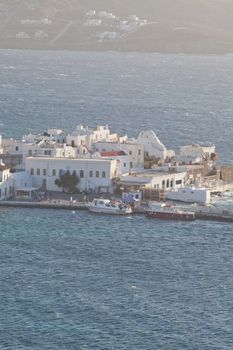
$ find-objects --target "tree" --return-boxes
[55,170,80,193]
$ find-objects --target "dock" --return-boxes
[0,200,88,211]
[191,207,233,223]
[0,200,233,223]
[135,205,233,223]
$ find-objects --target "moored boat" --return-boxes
[145,204,196,221]
[89,198,132,215]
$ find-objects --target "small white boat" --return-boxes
[89,198,132,215]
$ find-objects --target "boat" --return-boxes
[165,186,211,205]
[145,203,196,221]
[89,198,132,215]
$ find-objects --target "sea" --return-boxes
[0,50,233,349]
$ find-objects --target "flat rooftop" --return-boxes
[27,157,115,163]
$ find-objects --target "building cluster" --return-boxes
[0,124,220,201]
[84,10,148,42]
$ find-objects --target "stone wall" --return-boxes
[220,166,233,183]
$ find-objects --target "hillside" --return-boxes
[0,0,233,53]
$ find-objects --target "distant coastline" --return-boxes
[1,0,233,55]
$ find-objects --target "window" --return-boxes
[96,171,99,178]
[43,169,46,176]
[166,179,170,188]
[102,171,106,178]
[124,163,126,167]
[15,146,19,151]
[30,168,34,175]
[52,169,56,176]
[162,180,165,188]
[89,170,93,178]
[72,170,76,176]
[129,151,132,155]
[176,180,182,185]
[138,149,141,155]
[80,170,84,178]
[130,162,133,168]
[37,168,40,175]
[28,150,32,156]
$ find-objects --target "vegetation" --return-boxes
[55,170,80,193]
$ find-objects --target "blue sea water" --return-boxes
[0,50,233,349]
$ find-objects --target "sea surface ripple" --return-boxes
[0,209,233,349]
[0,50,233,162]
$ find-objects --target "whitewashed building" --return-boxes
[93,141,144,169]
[179,143,216,164]
[67,125,119,155]
[119,170,187,191]
[11,171,38,199]
[92,150,130,176]
[2,129,68,168]
[84,19,102,26]
[136,130,175,161]
[0,162,13,200]
[25,157,118,193]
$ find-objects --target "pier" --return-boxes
[1,200,233,223]
[0,200,88,211]
[191,207,233,223]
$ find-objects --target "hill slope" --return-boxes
[0,0,233,53]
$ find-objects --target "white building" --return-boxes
[11,171,38,199]
[0,162,13,200]
[179,143,216,164]
[16,32,30,39]
[84,19,102,27]
[67,125,119,155]
[119,170,186,191]
[136,130,175,161]
[2,129,68,168]
[86,10,96,16]
[93,141,144,169]
[97,32,119,41]
[97,11,115,19]
[25,157,118,193]
[129,15,139,22]
[35,30,49,39]
[92,150,130,176]
[94,129,174,168]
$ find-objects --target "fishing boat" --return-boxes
[145,203,196,221]
[89,198,132,215]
